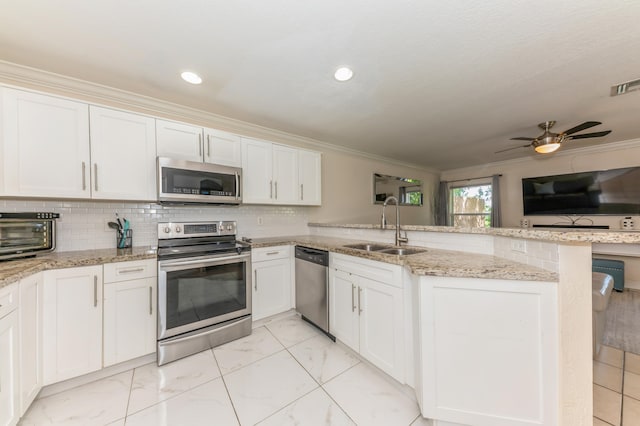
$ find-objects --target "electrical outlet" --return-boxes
[510,239,527,253]
[257,216,263,225]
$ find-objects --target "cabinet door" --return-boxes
[42,266,103,385]
[272,144,299,204]
[298,149,321,205]
[19,273,43,415]
[204,128,242,167]
[0,310,19,426]
[329,269,359,352]
[253,258,291,321]
[241,138,273,204]
[89,106,157,200]
[104,278,157,366]
[156,119,203,162]
[0,87,90,198]
[358,277,404,381]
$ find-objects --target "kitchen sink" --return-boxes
[378,247,426,256]
[342,243,391,252]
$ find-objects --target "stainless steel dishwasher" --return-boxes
[295,246,334,339]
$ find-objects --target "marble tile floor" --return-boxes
[594,345,640,425]
[19,313,431,426]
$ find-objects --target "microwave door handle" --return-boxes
[235,172,240,200]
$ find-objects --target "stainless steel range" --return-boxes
[157,221,251,365]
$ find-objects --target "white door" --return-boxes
[241,138,273,204]
[298,150,322,205]
[103,278,157,366]
[0,87,90,198]
[329,269,359,352]
[42,266,103,385]
[204,128,242,167]
[18,273,43,414]
[89,106,157,200]
[0,310,19,426]
[253,259,291,321]
[272,144,299,204]
[358,277,404,381]
[156,119,203,162]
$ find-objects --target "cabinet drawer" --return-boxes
[104,259,157,283]
[331,253,403,288]
[252,245,291,262]
[0,283,19,319]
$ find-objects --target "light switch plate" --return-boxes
[511,239,527,253]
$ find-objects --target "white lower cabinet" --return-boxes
[18,273,43,415]
[42,266,103,385]
[329,254,405,382]
[103,260,157,367]
[252,246,292,321]
[0,284,19,426]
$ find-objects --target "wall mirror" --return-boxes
[373,173,423,206]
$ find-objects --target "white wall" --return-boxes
[441,138,640,229]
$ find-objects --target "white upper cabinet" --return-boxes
[0,87,91,198]
[242,137,322,205]
[156,119,242,167]
[89,106,156,200]
[156,119,203,163]
[204,128,242,167]
[298,149,322,205]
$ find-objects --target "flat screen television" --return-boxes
[522,167,640,216]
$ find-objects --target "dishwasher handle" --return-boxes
[295,246,329,266]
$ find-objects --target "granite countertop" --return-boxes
[0,246,156,290]
[308,223,640,244]
[251,235,558,282]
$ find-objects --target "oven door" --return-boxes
[158,252,251,340]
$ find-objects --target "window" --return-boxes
[450,184,492,227]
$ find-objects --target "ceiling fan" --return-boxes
[496,121,612,154]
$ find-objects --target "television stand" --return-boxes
[532,224,610,229]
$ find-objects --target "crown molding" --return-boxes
[0,60,438,174]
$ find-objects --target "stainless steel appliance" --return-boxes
[157,220,251,365]
[157,157,242,204]
[0,212,59,261]
[295,246,334,339]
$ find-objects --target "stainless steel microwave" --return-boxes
[157,157,242,205]
[0,212,59,261]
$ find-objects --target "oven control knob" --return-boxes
[227,225,233,231]
[175,226,182,233]
[163,227,171,234]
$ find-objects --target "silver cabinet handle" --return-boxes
[351,284,356,312]
[82,162,86,190]
[358,287,362,315]
[301,184,304,200]
[275,181,278,199]
[94,164,98,191]
[270,180,273,199]
[266,251,279,256]
[118,267,144,274]
[207,135,211,157]
[93,275,98,307]
[254,270,258,291]
[149,286,153,315]
[198,134,202,156]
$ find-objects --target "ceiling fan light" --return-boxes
[534,142,561,154]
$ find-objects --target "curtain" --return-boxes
[490,174,502,228]
[436,181,450,226]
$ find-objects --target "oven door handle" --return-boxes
[159,253,250,269]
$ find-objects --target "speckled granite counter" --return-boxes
[250,235,557,282]
[0,247,156,290]
[309,222,640,244]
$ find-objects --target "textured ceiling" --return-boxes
[1,0,639,170]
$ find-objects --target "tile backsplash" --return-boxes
[0,199,312,252]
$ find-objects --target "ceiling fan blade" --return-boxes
[568,130,612,140]
[562,121,601,136]
[495,144,531,153]
[509,137,535,141]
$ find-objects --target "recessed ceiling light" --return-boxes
[181,71,202,85]
[334,67,354,82]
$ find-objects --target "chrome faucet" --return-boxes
[382,196,408,246]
